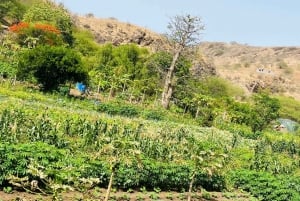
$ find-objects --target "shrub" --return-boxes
[23,0,74,45]
[229,169,300,201]
[250,93,280,132]
[276,95,300,123]
[217,123,257,139]
[9,22,63,47]
[0,61,17,78]
[17,45,88,91]
[97,102,139,117]
[227,93,280,132]
[142,110,164,121]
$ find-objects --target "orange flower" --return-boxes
[34,23,60,34]
[9,22,30,33]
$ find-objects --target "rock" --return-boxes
[191,58,217,78]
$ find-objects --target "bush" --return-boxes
[276,96,300,123]
[250,93,280,132]
[9,22,64,47]
[23,0,74,46]
[142,110,164,121]
[115,159,226,191]
[227,93,280,132]
[229,169,300,201]
[217,123,258,139]
[97,102,139,117]
[0,142,226,192]
[0,61,16,78]
[17,45,88,91]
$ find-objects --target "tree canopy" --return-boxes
[17,45,88,91]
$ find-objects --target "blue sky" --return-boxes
[55,0,300,47]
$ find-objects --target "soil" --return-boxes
[0,189,255,201]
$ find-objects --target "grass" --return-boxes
[276,95,300,122]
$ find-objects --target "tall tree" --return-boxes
[161,14,204,109]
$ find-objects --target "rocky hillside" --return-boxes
[74,15,216,78]
[74,15,166,51]
[199,42,300,99]
[74,15,300,100]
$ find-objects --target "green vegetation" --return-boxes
[0,0,25,25]
[17,45,88,91]
[1,1,300,201]
[276,95,300,122]
[0,81,299,200]
[230,170,300,201]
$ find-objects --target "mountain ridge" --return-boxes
[199,42,300,99]
[73,15,300,100]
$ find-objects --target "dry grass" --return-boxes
[199,42,300,100]
[73,15,167,51]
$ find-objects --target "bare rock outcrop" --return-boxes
[191,58,216,78]
[73,15,166,51]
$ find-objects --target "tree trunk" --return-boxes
[142,92,145,103]
[161,49,181,109]
[187,172,196,201]
[104,171,115,201]
[195,106,199,118]
[97,83,100,94]
[184,105,188,113]
[162,85,173,109]
[109,87,115,99]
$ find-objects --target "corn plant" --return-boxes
[0,109,25,143]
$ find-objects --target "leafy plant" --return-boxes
[201,189,211,200]
[97,102,139,117]
[3,186,13,194]
[136,193,145,201]
[153,187,161,193]
[230,169,300,201]
[149,192,159,200]
[140,186,147,193]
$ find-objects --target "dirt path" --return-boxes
[0,189,256,201]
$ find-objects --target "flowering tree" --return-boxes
[9,22,63,47]
[23,0,74,46]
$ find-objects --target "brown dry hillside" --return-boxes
[199,42,300,99]
[74,15,166,51]
[74,15,300,100]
